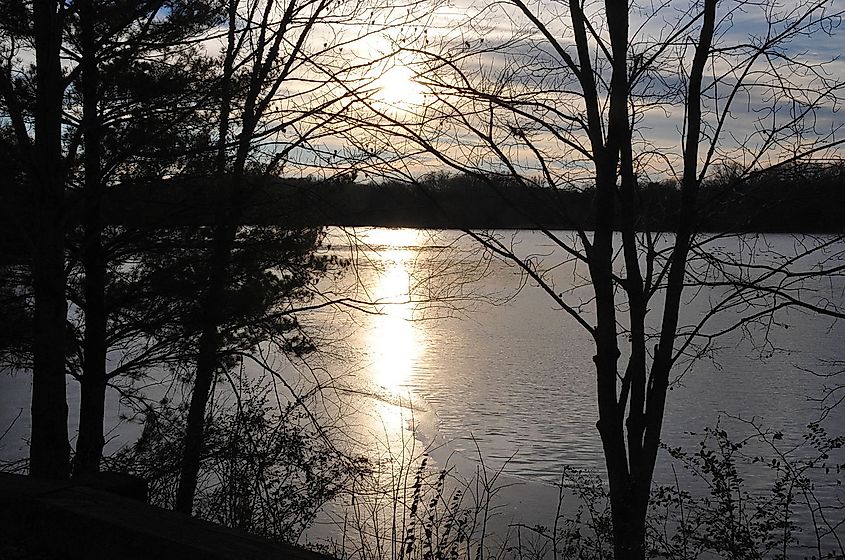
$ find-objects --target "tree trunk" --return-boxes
[74,236,107,476]
[173,0,317,510]
[611,494,648,560]
[73,0,108,477]
[30,222,69,479]
[175,0,241,513]
[174,223,235,513]
[29,0,69,480]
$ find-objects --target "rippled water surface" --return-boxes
[318,228,845,491]
[2,228,843,541]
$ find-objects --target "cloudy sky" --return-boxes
[310,0,845,183]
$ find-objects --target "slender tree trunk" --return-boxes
[175,177,248,513]
[29,0,69,480]
[74,0,107,477]
[174,0,323,512]
[563,0,647,552]
[638,0,718,516]
[175,1,239,512]
[599,1,653,556]
[599,2,717,557]
[174,224,234,512]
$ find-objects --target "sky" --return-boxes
[320,0,845,184]
[3,0,841,184]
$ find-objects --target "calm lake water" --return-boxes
[315,229,845,476]
[305,228,845,543]
[2,227,844,549]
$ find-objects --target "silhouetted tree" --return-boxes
[65,0,224,477]
[173,0,413,512]
[0,0,72,479]
[1,0,227,476]
[345,0,845,557]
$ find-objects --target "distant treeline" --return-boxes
[3,162,844,243]
[105,162,844,232]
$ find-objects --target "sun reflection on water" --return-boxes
[360,227,423,249]
[369,240,425,393]
[331,228,433,477]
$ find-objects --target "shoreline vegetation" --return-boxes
[77,162,845,232]
[2,164,844,251]
[5,418,842,560]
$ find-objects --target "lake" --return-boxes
[2,227,844,552]
[303,228,845,546]
[315,229,844,470]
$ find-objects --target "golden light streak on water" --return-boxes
[359,227,423,249]
[355,229,431,498]
[366,229,426,394]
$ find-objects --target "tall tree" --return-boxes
[176,0,353,512]
[1,0,227,477]
[172,0,436,513]
[29,0,70,480]
[65,0,224,477]
[344,0,845,556]
[0,0,71,479]
[72,0,106,477]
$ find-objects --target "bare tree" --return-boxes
[173,0,436,513]
[339,0,845,557]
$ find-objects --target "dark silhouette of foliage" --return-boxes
[110,372,366,543]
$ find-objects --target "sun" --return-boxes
[374,65,424,108]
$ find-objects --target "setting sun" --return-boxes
[374,65,424,108]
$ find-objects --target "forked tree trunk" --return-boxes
[29,0,70,480]
[584,0,717,556]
